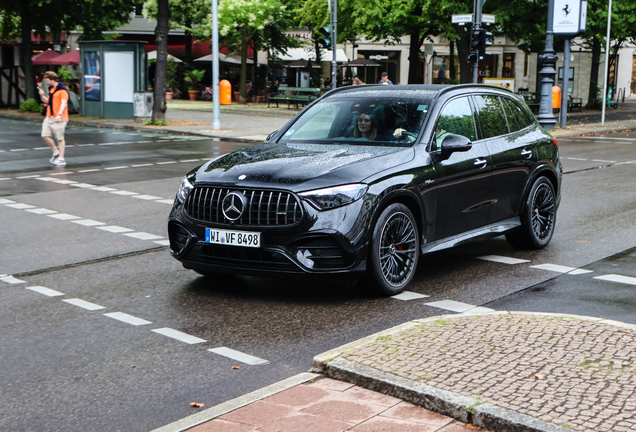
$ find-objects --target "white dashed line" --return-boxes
[26,286,65,297]
[425,300,494,313]
[391,291,430,301]
[180,159,200,163]
[0,178,10,181]
[131,164,153,167]
[591,159,616,163]
[529,264,577,273]
[71,219,107,227]
[96,225,135,233]
[52,180,77,185]
[32,146,50,150]
[104,312,152,326]
[63,298,106,311]
[78,169,100,173]
[69,183,97,188]
[156,199,174,204]
[151,328,206,344]
[16,175,41,179]
[0,275,26,284]
[132,194,162,200]
[36,177,58,181]
[124,232,164,240]
[104,166,129,170]
[91,186,117,192]
[26,208,58,215]
[48,213,82,220]
[568,269,594,275]
[50,172,73,176]
[9,148,28,152]
[77,143,95,146]
[154,240,170,246]
[6,203,36,209]
[0,199,16,204]
[156,161,177,165]
[110,191,139,196]
[208,347,269,365]
[566,157,588,161]
[594,274,636,286]
[477,255,531,265]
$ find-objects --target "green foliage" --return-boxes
[56,67,73,82]
[20,98,41,112]
[145,0,210,34]
[446,78,460,85]
[166,57,180,90]
[144,118,167,126]
[183,69,205,90]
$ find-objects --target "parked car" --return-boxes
[168,84,562,295]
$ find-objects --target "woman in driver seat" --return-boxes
[353,113,407,141]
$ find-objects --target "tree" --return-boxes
[145,0,210,64]
[152,0,170,122]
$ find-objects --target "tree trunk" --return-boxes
[314,33,323,86]
[152,0,169,122]
[587,38,601,107]
[184,19,192,65]
[53,33,62,54]
[407,31,421,84]
[456,30,472,84]
[19,5,36,100]
[449,40,456,81]
[252,40,257,98]
[239,27,247,104]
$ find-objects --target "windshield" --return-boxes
[278,97,431,147]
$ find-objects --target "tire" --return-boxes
[506,177,556,249]
[367,203,420,295]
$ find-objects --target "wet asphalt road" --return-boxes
[2,118,636,431]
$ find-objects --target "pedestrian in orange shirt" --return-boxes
[38,71,70,166]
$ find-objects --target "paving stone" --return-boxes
[219,401,295,427]
[300,400,385,423]
[256,413,352,432]
[188,419,256,432]
[380,401,454,427]
[348,416,438,431]
[263,385,329,407]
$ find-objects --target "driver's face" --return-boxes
[358,115,372,132]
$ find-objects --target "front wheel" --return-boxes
[506,177,556,249]
[367,203,420,296]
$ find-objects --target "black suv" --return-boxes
[168,84,562,295]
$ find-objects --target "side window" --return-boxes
[434,97,477,150]
[505,98,533,129]
[473,95,509,139]
[501,97,520,133]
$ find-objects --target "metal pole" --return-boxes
[537,0,558,129]
[212,0,220,130]
[472,0,481,84]
[601,0,612,126]
[331,0,337,89]
[560,39,570,128]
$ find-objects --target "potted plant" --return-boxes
[184,69,206,101]
[166,58,179,100]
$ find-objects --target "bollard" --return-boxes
[219,80,231,105]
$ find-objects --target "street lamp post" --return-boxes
[601,0,612,126]
[211,0,220,130]
[537,0,558,130]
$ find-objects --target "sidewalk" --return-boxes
[2,97,636,142]
[155,311,636,432]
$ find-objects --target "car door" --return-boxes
[474,94,537,223]
[433,96,493,240]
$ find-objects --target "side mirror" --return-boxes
[266,130,278,142]
[440,134,472,160]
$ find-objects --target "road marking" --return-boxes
[9,148,28,152]
[6,203,36,209]
[69,183,97,188]
[91,186,117,192]
[0,198,16,204]
[52,179,77,185]
[568,269,594,275]
[48,213,82,220]
[104,312,152,326]
[78,169,100,173]
[71,219,107,227]
[594,274,636,286]
[0,178,10,181]
[156,161,177,165]
[530,263,577,273]
[477,255,531,265]
[77,143,95,146]
[97,225,135,233]
[32,146,50,150]
[0,275,26,284]
[152,328,206,344]
[591,159,616,163]
[391,291,430,301]
[132,194,162,200]
[16,175,41,179]
[110,190,139,196]
[104,166,129,170]
[576,136,636,141]
[63,298,106,311]
[566,157,588,161]
[124,232,164,240]
[156,199,174,204]
[26,285,64,297]
[26,208,58,215]
[180,159,200,163]
[36,177,58,181]
[425,300,494,313]
[154,240,170,246]
[208,347,269,365]
[50,172,74,176]
[131,164,153,167]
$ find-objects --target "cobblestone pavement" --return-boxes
[188,376,487,432]
[338,313,636,431]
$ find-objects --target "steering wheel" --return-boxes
[399,131,418,143]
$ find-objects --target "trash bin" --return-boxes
[552,86,561,110]
[134,91,153,123]
[220,80,231,105]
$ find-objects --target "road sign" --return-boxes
[452,14,473,24]
[369,55,388,60]
[482,14,496,24]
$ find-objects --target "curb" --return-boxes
[150,372,319,432]
[313,311,636,432]
[0,112,263,143]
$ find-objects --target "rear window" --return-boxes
[473,95,509,139]
[504,98,534,129]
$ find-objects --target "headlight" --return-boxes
[299,184,368,210]
[177,176,194,202]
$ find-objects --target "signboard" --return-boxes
[579,1,588,33]
[483,78,515,91]
[369,55,388,60]
[452,14,473,24]
[482,14,496,24]
[552,0,583,38]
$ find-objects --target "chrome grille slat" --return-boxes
[185,187,302,227]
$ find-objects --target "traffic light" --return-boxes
[468,29,480,64]
[318,26,333,50]
[478,30,493,58]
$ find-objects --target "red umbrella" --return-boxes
[54,49,80,66]
[32,49,62,65]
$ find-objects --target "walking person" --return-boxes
[378,72,393,85]
[38,71,69,166]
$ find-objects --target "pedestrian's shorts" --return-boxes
[41,117,67,141]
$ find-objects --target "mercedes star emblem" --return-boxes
[222,192,247,221]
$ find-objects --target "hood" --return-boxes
[195,142,415,191]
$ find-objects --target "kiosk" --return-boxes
[79,41,147,119]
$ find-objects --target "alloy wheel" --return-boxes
[379,212,418,286]
[531,183,555,241]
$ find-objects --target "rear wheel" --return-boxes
[367,203,419,295]
[506,177,556,249]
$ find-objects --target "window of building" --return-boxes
[502,53,515,78]
[356,50,400,84]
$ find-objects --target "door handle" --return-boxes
[521,149,533,159]
[474,158,487,168]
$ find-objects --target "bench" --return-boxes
[568,95,583,112]
[268,87,326,108]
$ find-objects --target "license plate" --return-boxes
[205,228,261,248]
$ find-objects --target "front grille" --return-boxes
[186,244,297,271]
[185,187,303,227]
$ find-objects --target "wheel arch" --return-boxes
[371,189,425,241]
[518,166,559,214]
